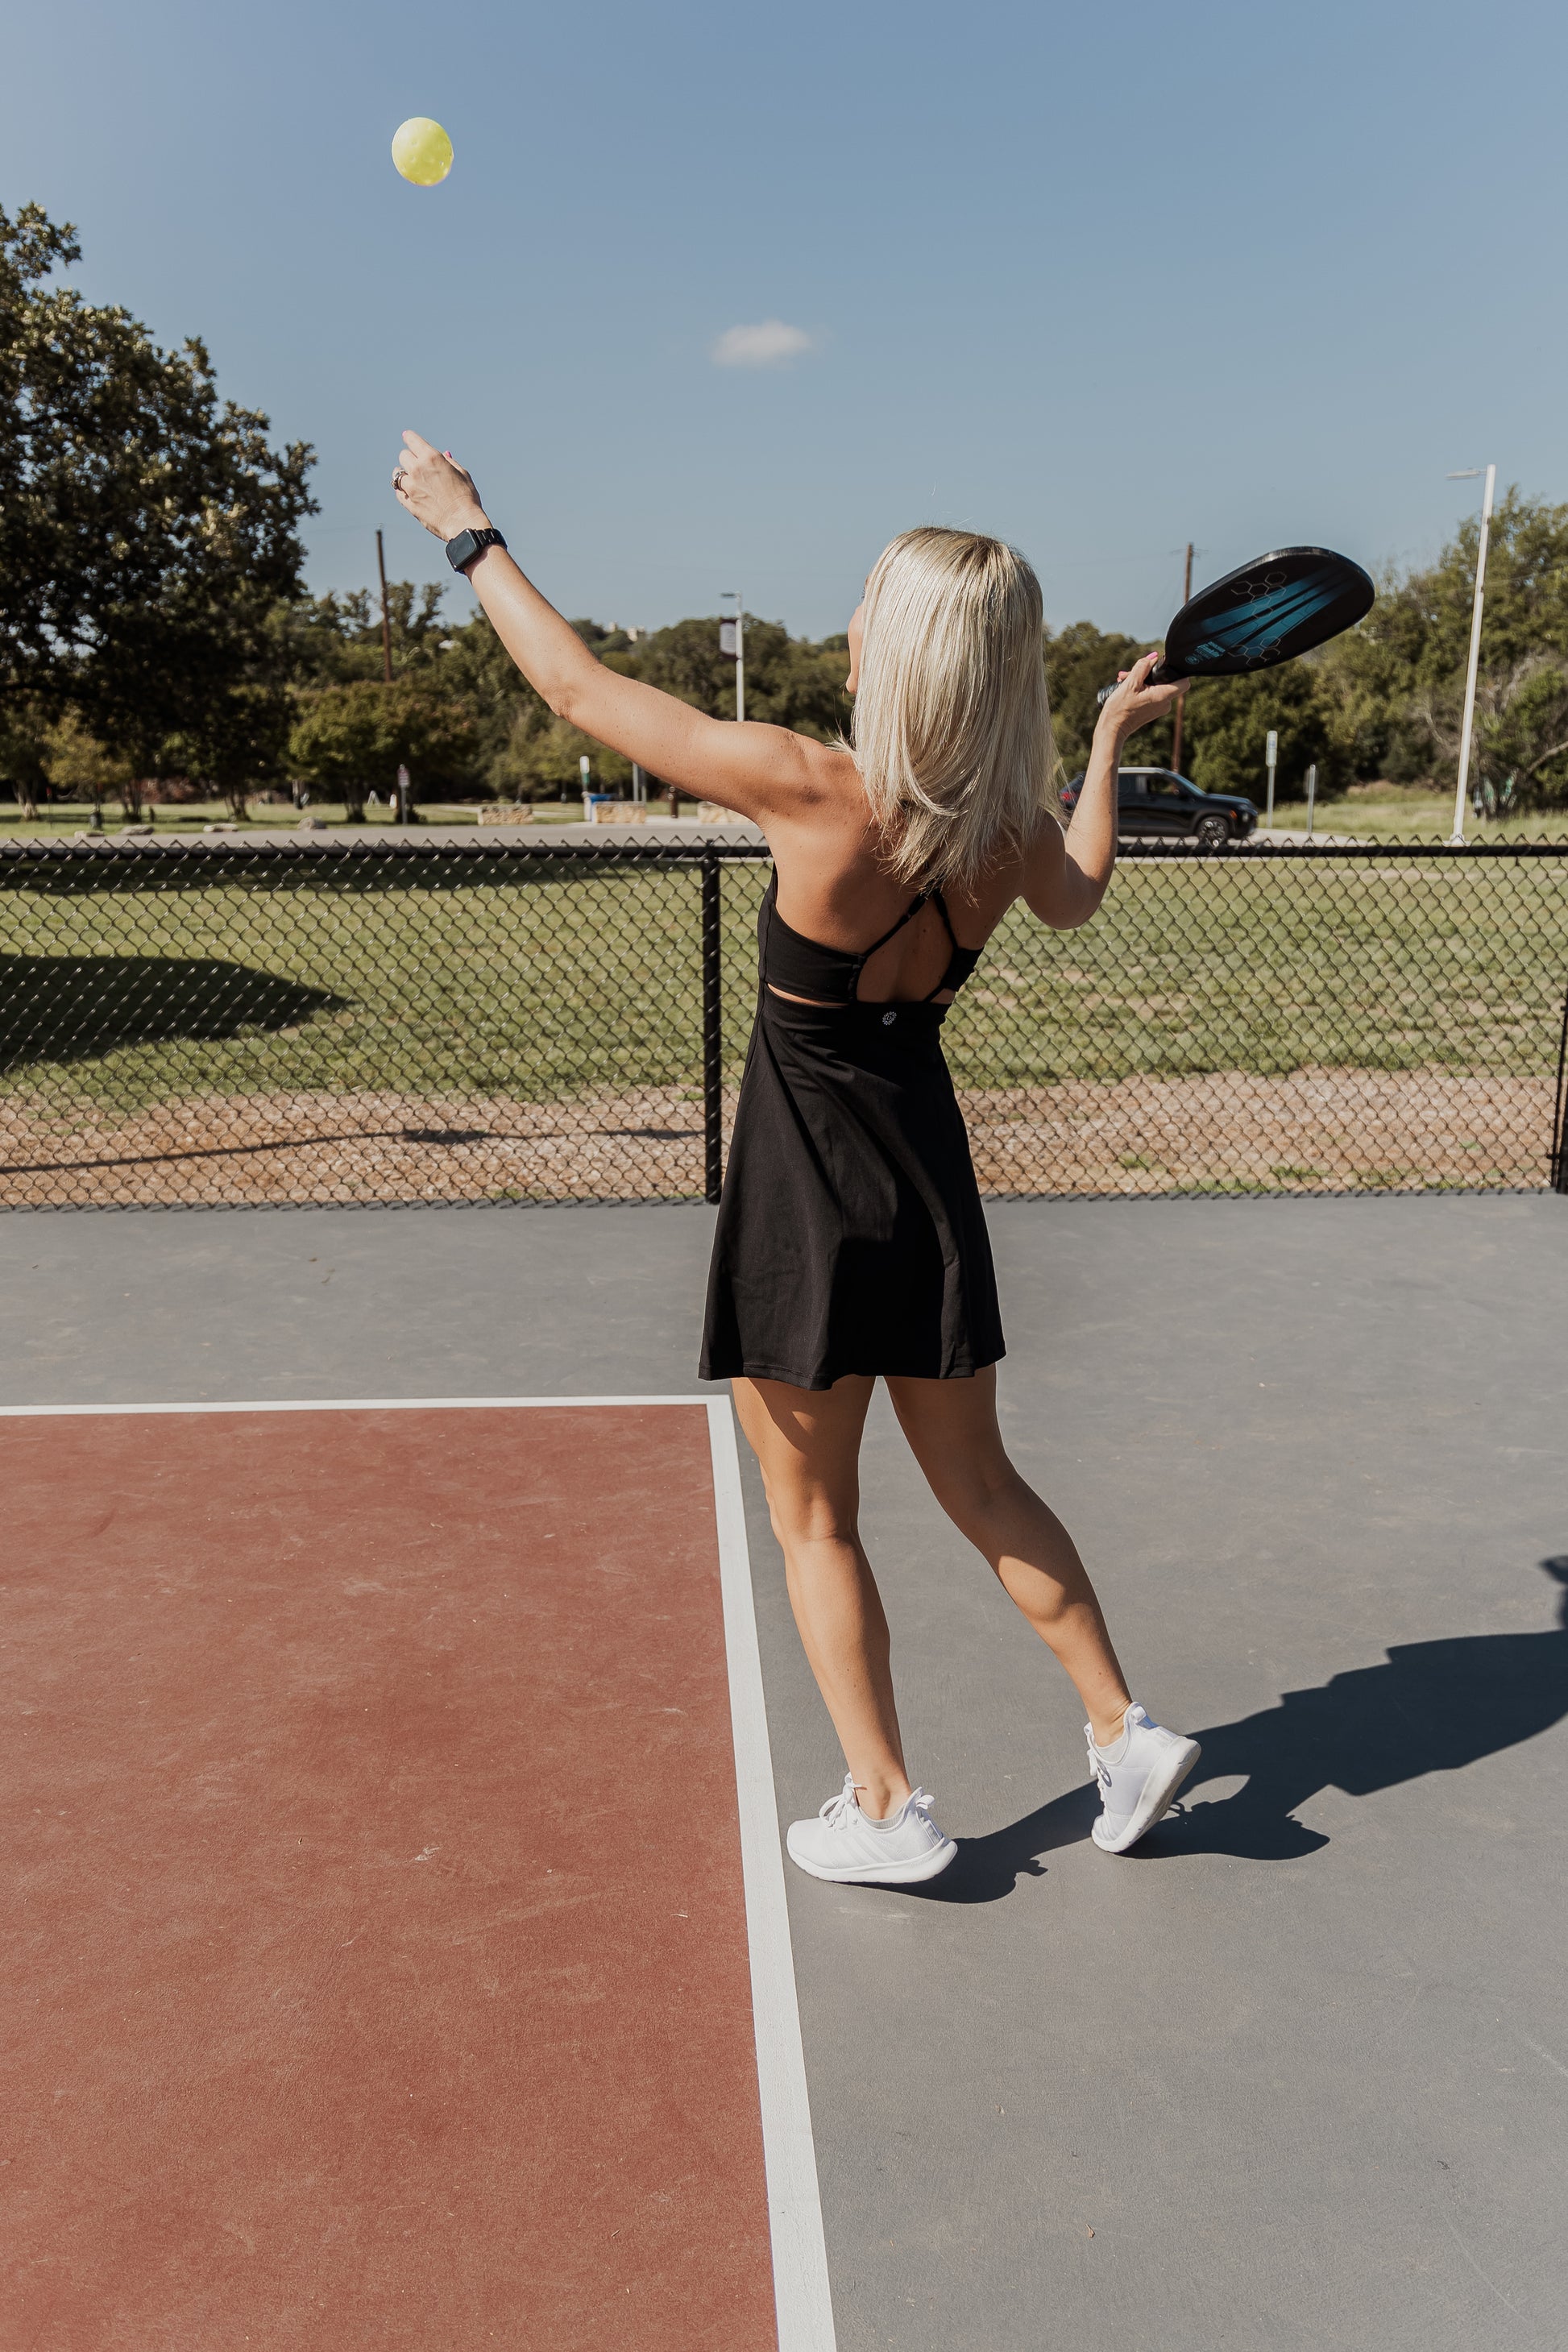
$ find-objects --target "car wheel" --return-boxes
[1194,815,1230,848]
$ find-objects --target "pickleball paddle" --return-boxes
[1151,545,1375,682]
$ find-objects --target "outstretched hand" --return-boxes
[392,429,489,543]
[1097,649,1186,739]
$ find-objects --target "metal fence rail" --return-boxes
[2,835,1565,1209]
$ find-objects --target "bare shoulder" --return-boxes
[748,732,865,833]
[755,731,860,813]
[944,817,1060,937]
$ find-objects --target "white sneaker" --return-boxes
[1086,1703,1201,1853]
[786,1774,958,1885]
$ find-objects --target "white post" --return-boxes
[579,752,591,820]
[735,592,745,724]
[1451,462,1496,846]
[1265,731,1278,831]
[1305,761,1317,840]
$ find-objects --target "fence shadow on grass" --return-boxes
[913,1556,1568,1902]
[0,955,345,1068]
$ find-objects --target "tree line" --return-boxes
[4,201,1566,823]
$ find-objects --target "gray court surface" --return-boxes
[5,1196,1565,2352]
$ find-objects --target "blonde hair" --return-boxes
[850,525,1052,889]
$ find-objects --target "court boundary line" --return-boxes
[706,1394,838,2352]
[0,1393,712,1416]
[3,1389,836,2349]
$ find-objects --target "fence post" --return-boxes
[1553,977,1568,1194]
[702,851,723,1204]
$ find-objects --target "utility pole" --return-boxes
[1446,464,1496,845]
[1170,542,1193,777]
[375,530,394,687]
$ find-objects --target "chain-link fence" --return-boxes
[2,835,1566,1208]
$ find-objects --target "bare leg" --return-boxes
[730,1374,913,1819]
[886,1368,1133,1747]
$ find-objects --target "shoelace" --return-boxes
[819,1775,938,1831]
[1085,1728,1113,1799]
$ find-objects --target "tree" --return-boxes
[0,200,315,797]
[1395,492,1568,808]
[1045,623,1151,781]
[42,712,133,824]
[288,680,479,821]
[1178,662,1332,802]
[0,700,54,821]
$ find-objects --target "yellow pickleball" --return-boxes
[391,118,454,187]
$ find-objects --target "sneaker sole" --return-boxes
[786,1835,959,1886]
[1091,1738,1201,1854]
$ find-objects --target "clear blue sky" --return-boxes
[5,0,1563,640]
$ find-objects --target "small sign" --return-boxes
[1266,731,1278,762]
[719,620,738,658]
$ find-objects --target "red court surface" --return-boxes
[4,1402,792,2351]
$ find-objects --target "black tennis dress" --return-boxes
[699,873,1005,1390]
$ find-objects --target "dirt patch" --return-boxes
[0,1067,1554,1207]
[958,1068,1556,1194]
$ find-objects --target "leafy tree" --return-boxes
[1392,492,1568,807]
[289,580,450,687]
[288,679,479,821]
[43,711,134,823]
[1179,662,1332,802]
[0,201,315,805]
[0,700,55,821]
[1045,623,1151,779]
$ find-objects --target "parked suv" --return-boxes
[1060,767,1258,845]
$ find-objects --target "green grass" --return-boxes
[0,852,1563,1134]
[940,858,1567,1088]
[1264,788,1568,844]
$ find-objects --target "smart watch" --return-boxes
[446,526,508,573]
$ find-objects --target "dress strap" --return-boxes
[858,890,931,963]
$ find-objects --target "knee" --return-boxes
[759,1471,857,1553]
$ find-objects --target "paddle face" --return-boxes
[1151,547,1375,683]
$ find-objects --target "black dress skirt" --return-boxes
[699,874,1004,1391]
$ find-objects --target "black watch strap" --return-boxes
[446,526,507,573]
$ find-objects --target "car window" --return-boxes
[1143,774,1181,798]
[1117,774,1141,804]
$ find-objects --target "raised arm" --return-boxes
[1020,651,1184,929]
[392,433,828,821]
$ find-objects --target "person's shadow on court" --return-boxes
[911,1556,1568,1904]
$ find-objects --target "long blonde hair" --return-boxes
[849,525,1053,890]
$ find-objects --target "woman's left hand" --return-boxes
[392,430,489,541]
[1096,649,1186,740]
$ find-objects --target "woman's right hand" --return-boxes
[1096,649,1185,741]
[392,430,491,544]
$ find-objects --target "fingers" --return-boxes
[401,428,438,457]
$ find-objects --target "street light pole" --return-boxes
[1446,464,1495,846]
[722,591,745,722]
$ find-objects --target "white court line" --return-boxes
[707,1394,838,2352]
[3,1390,837,2350]
[0,1394,712,1416]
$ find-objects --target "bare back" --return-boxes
[753,738,1051,1006]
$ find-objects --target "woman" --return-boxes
[392,432,1201,1886]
